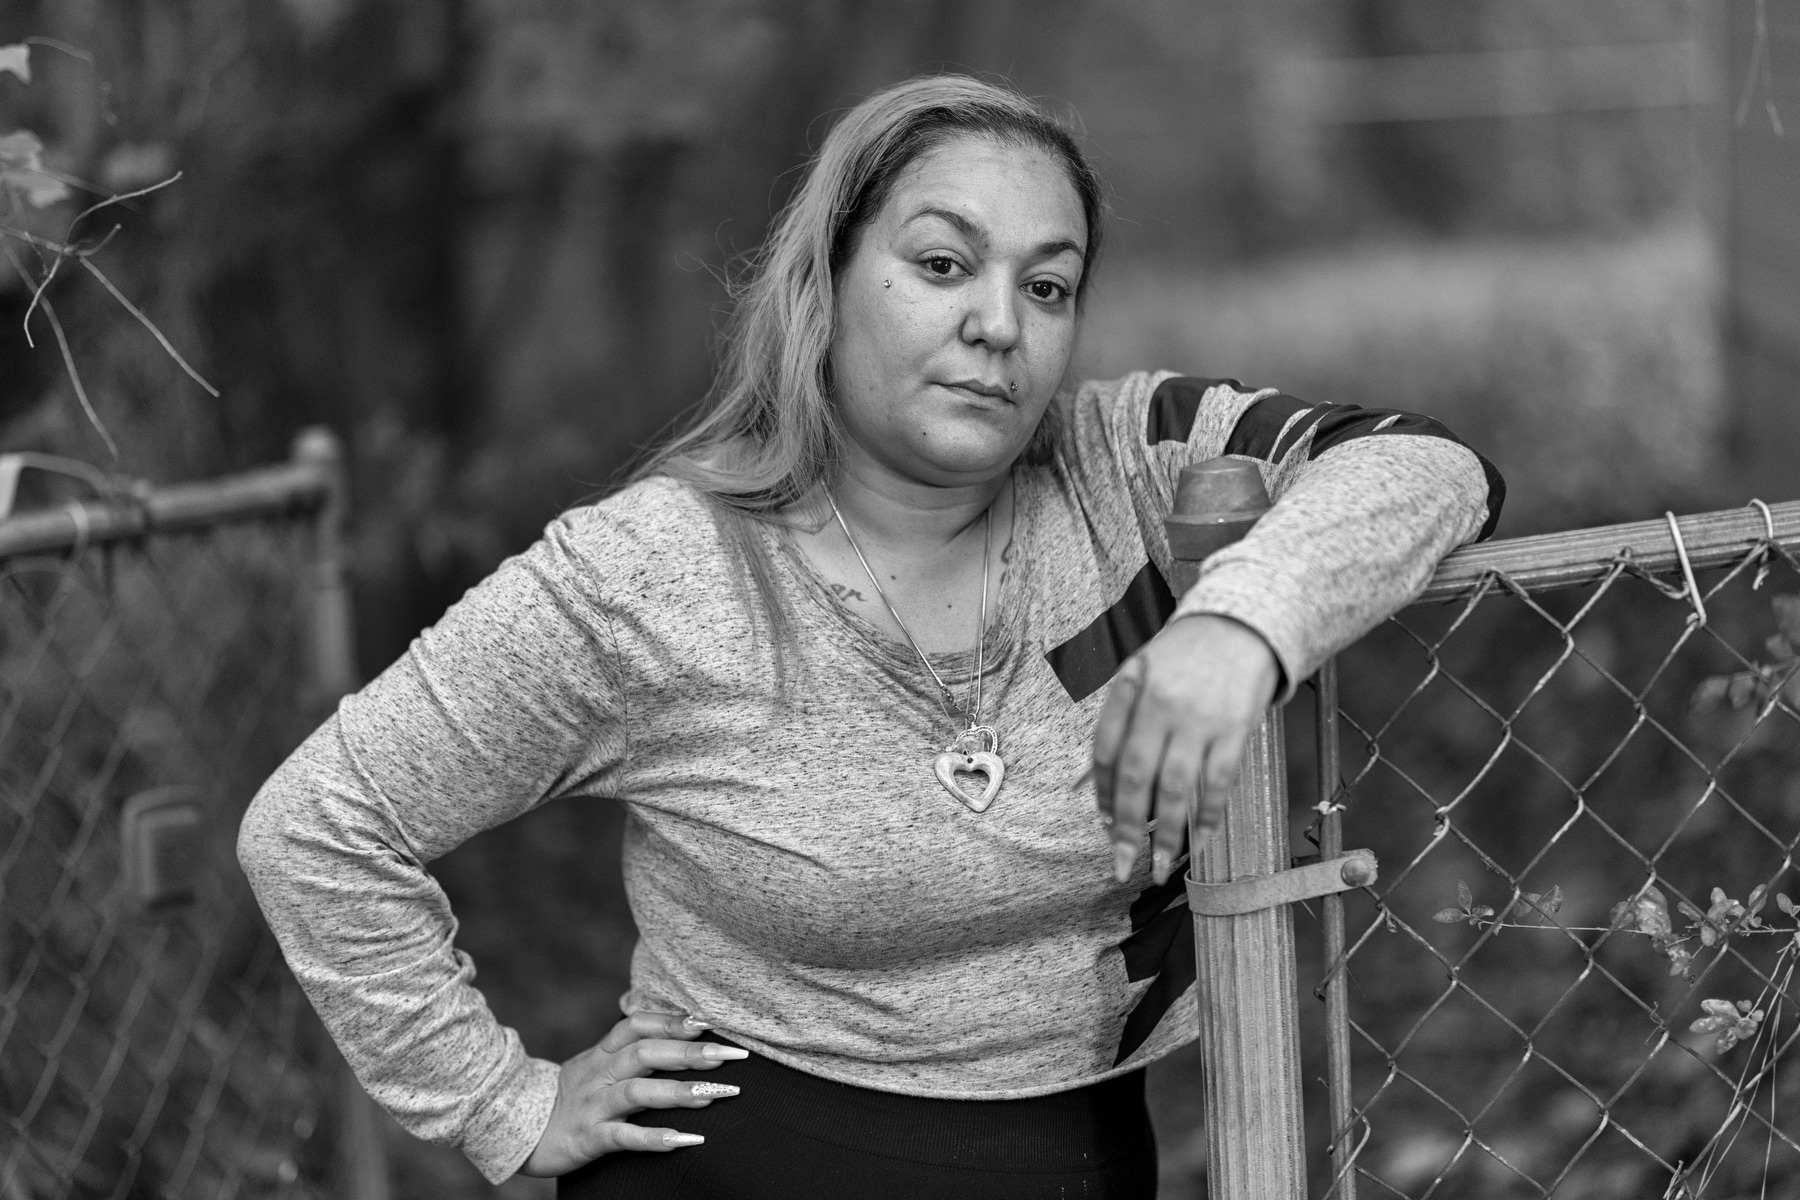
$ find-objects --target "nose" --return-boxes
[959,275,1021,353]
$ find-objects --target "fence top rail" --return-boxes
[1415,498,1800,604]
[0,431,342,562]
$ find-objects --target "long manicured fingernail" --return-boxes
[682,1016,712,1032]
[664,1132,705,1147]
[1151,850,1172,884]
[702,1045,749,1061]
[1112,842,1136,883]
[691,1082,739,1097]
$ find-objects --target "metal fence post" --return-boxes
[1167,459,1306,1200]
[1315,658,1358,1199]
[291,427,391,1200]
[293,427,358,705]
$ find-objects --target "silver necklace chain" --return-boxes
[825,491,991,735]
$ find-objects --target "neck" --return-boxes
[821,446,1009,552]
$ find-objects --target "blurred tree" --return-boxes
[1723,0,1800,505]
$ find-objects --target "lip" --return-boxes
[939,379,1012,402]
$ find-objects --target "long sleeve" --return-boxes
[1171,384,1500,694]
[1058,372,1503,699]
[237,510,632,1183]
[1173,431,1491,694]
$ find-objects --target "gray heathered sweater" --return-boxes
[238,371,1499,1183]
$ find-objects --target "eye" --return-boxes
[1026,279,1071,304]
[921,255,966,278]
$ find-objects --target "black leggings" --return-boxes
[557,1034,1158,1199]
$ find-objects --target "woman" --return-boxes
[239,75,1501,1197]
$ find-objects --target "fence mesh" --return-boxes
[1311,527,1800,1199]
[0,519,340,1199]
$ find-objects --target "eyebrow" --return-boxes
[903,206,1085,262]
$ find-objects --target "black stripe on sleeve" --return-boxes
[1308,406,1451,457]
[1044,561,1177,702]
[1469,455,1507,540]
[1145,376,1246,445]
[1269,402,1330,462]
[1221,392,1313,460]
[1307,406,1507,540]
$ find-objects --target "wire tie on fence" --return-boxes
[64,499,91,555]
[1748,499,1776,589]
[1750,498,1777,541]
[1665,511,1706,628]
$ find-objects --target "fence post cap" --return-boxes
[1166,458,1272,562]
[1172,458,1271,521]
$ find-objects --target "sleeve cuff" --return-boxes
[1171,558,1321,706]
[461,1053,561,1184]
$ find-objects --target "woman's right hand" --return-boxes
[518,1011,748,1177]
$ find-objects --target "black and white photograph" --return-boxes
[1,2,1796,1197]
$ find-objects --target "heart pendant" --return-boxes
[934,748,1005,812]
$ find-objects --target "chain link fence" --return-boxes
[0,435,376,1200]
[1307,502,1800,1199]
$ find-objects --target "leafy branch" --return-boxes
[1437,879,1795,991]
[0,39,217,462]
[1691,594,1800,716]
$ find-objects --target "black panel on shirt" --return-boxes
[1114,867,1195,1064]
[1044,561,1177,702]
[1144,376,1246,445]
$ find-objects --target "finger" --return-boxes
[1150,736,1203,884]
[1108,720,1172,884]
[604,1124,707,1153]
[1196,728,1250,830]
[597,1076,742,1121]
[598,1011,707,1054]
[612,1038,749,1079]
[1091,657,1145,825]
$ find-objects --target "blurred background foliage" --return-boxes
[1,0,1793,1196]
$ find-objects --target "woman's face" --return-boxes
[828,135,1087,488]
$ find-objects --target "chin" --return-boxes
[907,426,1030,482]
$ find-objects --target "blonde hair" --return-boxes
[634,74,1105,637]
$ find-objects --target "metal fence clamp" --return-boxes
[1187,851,1379,917]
